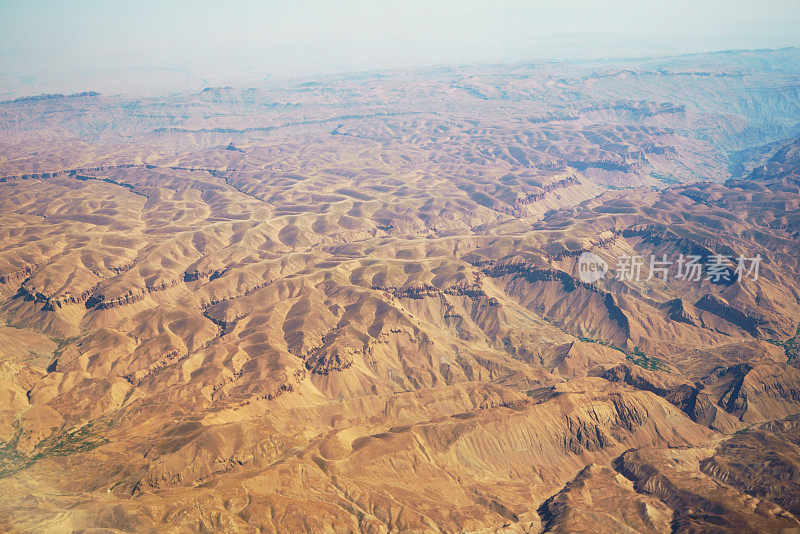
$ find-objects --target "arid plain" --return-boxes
[1,49,800,532]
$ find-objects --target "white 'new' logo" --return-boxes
[577,252,608,283]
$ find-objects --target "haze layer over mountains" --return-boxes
[1,49,800,532]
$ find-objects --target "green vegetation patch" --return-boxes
[0,419,110,479]
[765,324,800,364]
[577,337,668,372]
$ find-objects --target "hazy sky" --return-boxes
[1,0,800,97]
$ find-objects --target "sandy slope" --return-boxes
[0,50,799,532]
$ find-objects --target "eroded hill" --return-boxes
[0,50,799,532]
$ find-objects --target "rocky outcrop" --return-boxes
[183,268,227,283]
[0,164,137,183]
[483,262,594,293]
[0,265,37,285]
[91,280,183,310]
[708,363,800,423]
[484,262,630,338]
[700,415,800,518]
[373,282,498,305]
[695,294,762,337]
[538,463,673,534]
[613,448,799,532]
[528,112,579,124]
[601,364,742,433]
[663,298,695,326]
[513,175,581,206]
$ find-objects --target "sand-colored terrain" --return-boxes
[1,50,800,532]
